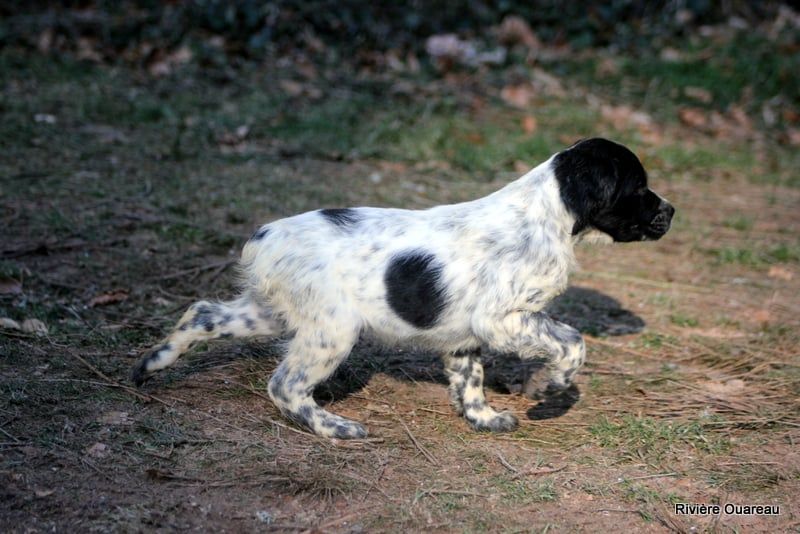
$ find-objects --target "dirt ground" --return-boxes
[2,40,800,533]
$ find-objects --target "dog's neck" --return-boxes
[499,158,577,241]
[504,159,616,248]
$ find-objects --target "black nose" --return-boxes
[648,201,674,236]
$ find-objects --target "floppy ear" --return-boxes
[552,143,618,235]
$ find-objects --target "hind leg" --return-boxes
[268,327,365,439]
[131,295,282,385]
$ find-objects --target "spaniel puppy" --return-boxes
[132,138,674,439]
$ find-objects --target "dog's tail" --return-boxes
[131,294,283,386]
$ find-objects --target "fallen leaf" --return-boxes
[88,290,129,308]
[218,125,251,146]
[0,317,21,330]
[81,124,129,144]
[595,57,620,76]
[278,79,322,99]
[684,86,713,104]
[76,37,103,63]
[678,107,707,128]
[694,327,746,339]
[783,109,800,124]
[703,379,746,396]
[97,411,133,426]
[660,47,682,62]
[768,265,793,280]
[786,128,800,147]
[752,309,771,324]
[148,45,193,76]
[21,319,48,335]
[152,296,172,307]
[500,84,534,109]
[405,51,421,73]
[424,33,490,69]
[521,115,537,134]
[727,106,752,129]
[37,28,54,53]
[601,104,653,130]
[279,79,303,97]
[85,442,109,458]
[301,28,326,54]
[0,275,22,295]
[497,15,540,49]
[34,113,56,124]
[530,68,565,98]
[425,33,474,61]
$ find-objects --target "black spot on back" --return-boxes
[319,208,361,229]
[385,251,447,329]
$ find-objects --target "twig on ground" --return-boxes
[400,419,438,465]
[496,451,519,474]
[2,238,127,259]
[576,271,713,293]
[511,465,566,479]
[416,489,490,503]
[595,508,640,514]
[615,472,679,483]
[159,259,236,281]
[64,349,169,404]
[0,425,20,442]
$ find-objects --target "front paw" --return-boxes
[465,410,519,433]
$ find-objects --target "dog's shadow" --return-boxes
[315,286,645,420]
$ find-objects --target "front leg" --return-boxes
[442,350,518,432]
[476,311,586,399]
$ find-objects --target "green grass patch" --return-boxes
[546,32,799,120]
[489,475,559,503]
[621,482,686,522]
[708,243,800,266]
[639,332,669,349]
[723,216,754,232]
[669,313,699,328]
[590,415,730,462]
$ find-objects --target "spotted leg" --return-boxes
[476,311,585,399]
[131,295,283,386]
[443,350,519,432]
[267,326,366,439]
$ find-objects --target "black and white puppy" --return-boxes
[132,138,674,439]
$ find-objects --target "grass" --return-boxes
[669,313,699,328]
[590,415,730,463]
[723,216,754,232]
[546,31,800,124]
[708,242,800,266]
[621,482,686,522]
[489,474,559,504]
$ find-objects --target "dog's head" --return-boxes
[553,138,675,242]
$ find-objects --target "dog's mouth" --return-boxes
[643,210,673,240]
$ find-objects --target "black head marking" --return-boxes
[385,251,448,329]
[554,138,674,242]
[319,208,361,229]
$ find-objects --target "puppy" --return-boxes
[132,138,674,438]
